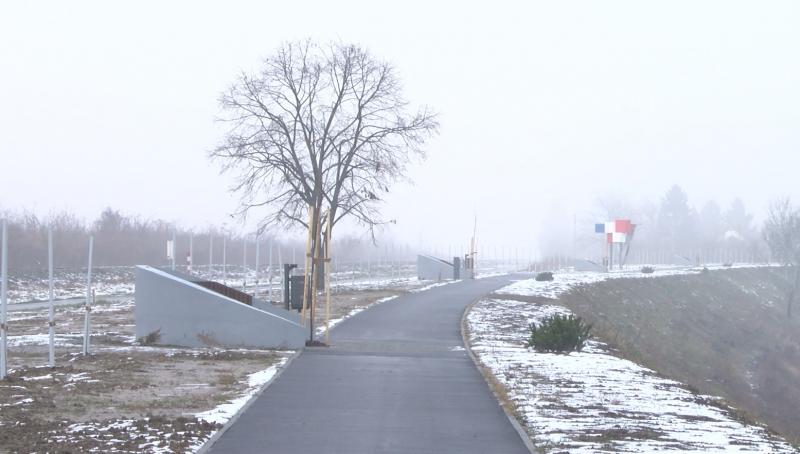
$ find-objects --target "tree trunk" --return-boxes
[316,231,327,291]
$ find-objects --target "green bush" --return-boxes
[641,266,655,274]
[535,271,554,281]
[527,314,592,353]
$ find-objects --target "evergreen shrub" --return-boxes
[527,314,591,353]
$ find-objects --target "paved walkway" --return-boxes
[208,276,531,454]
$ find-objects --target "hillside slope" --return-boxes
[559,267,800,443]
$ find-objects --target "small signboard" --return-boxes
[595,219,633,243]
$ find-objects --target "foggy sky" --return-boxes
[2,1,799,253]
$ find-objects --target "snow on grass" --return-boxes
[6,267,134,305]
[48,417,204,454]
[22,373,53,381]
[66,372,99,383]
[467,271,797,453]
[195,355,290,426]
[331,274,420,291]
[497,265,741,299]
[1,397,34,407]
[498,272,610,298]
[7,333,83,347]
[7,312,45,322]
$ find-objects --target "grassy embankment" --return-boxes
[558,267,800,444]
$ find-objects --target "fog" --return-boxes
[2,1,799,255]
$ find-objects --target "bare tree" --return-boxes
[763,197,800,317]
[211,40,437,327]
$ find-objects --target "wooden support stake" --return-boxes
[309,208,321,342]
[325,211,332,344]
[1,220,8,380]
[48,227,54,368]
[82,236,94,355]
[301,206,313,326]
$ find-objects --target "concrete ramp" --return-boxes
[135,265,305,349]
[574,259,606,272]
[672,255,694,266]
[417,254,455,280]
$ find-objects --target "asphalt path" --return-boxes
[208,275,532,454]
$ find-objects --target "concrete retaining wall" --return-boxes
[417,255,454,280]
[135,265,305,349]
[574,259,606,272]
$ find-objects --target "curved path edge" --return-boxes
[461,298,539,454]
[196,349,303,454]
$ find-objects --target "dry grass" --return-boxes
[557,267,800,445]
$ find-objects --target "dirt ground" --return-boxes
[1,282,414,453]
[1,298,288,453]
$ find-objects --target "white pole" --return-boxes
[278,247,283,305]
[268,241,273,303]
[82,236,93,355]
[209,235,213,272]
[189,233,193,273]
[48,227,55,368]
[171,230,176,270]
[242,237,247,291]
[222,236,227,284]
[255,237,260,298]
[0,220,7,379]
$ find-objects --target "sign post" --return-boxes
[0,220,8,379]
[48,227,55,367]
[255,236,260,299]
[242,237,247,291]
[596,220,634,272]
[82,236,94,355]
[189,233,193,272]
[222,236,227,283]
[268,242,273,303]
[170,230,176,270]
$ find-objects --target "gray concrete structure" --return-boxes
[417,254,475,280]
[135,265,305,349]
[207,275,531,454]
[574,259,606,272]
[672,254,694,266]
[416,254,454,280]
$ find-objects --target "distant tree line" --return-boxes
[0,208,214,269]
[559,184,771,263]
[0,207,415,271]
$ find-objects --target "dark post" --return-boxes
[283,264,297,311]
